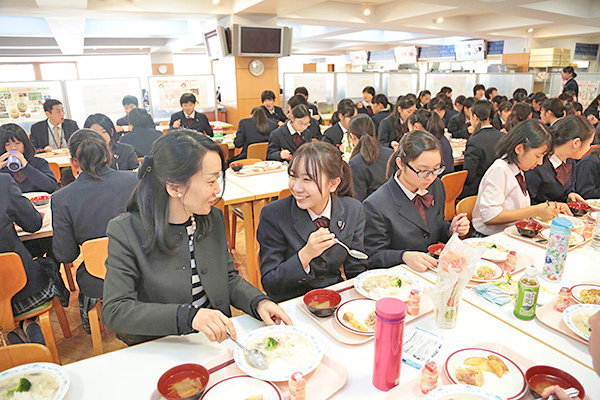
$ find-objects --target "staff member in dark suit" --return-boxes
[260,90,286,125]
[29,99,79,152]
[258,142,366,302]
[267,104,314,161]
[378,95,416,148]
[562,66,579,100]
[459,100,504,199]
[348,114,394,202]
[169,93,213,137]
[286,94,322,141]
[102,130,291,345]
[576,146,600,199]
[363,131,469,272]
[52,129,138,332]
[84,113,139,170]
[231,107,277,162]
[541,98,566,127]
[371,94,391,131]
[294,86,321,123]
[115,95,138,139]
[525,115,595,204]
[322,99,358,147]
[448,97,476,139]
[120,108,163,158]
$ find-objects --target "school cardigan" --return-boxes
[575,153,600,199]
[0,156,57,193]
[349,145,394,202]
[524,157,577,204]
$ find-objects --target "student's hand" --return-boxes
[0,152,9,169]
[587,114,598,125]
[256,299,293,326]
[173,119,182,129]
[299,228,336,262]
[467,125,475,134]
[538,203,560,221]
[402,251,438,272]
[10,150,28,168]
[541,385,580,400]
[191,308,236,343]
[43,146,53,153]
[313,114,321,121]
[115,125,124,133]
[391,141,399,150]
[567,192,587,204]
[280,149,292,160]
[450,212,470,236]
[278,121,285,127]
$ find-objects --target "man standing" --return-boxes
[30,99,79,152]
[115,95,138,135]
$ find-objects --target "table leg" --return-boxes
[252,199,268,292]
[240,202,258,287]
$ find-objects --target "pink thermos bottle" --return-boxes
[373,297,407,391]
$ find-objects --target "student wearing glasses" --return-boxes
[267,104,315,161]
[363,131,470,272]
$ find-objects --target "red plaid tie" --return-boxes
[187,118,194,128]
[293,132,302,147]
[411,194,434,224]
[313,216,330,230]
[515,173,527,195]
[555,162,572,186]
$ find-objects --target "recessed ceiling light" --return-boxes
[212,0,220,4]
[92,47,97,50]
[363,7,371,16]
[435,17,444,23]
[527,28,534,33]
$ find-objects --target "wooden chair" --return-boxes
[278,188,291,199]
[583,144,599,158]
[0,253,71,364]
[81,237,108,356]
[218,143,229,160]
[247,142,268,161]
[62,262,76,292]
[456,195,478,238]
[0,344,54,372]
[441,170,468,221]
[48,162,61,182]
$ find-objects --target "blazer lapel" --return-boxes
[328,196,345,239]
[291,199,315,243]
[387,176,429,233]
[281,125,299,152]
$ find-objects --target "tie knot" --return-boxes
[412,193,433,208]
[313,216,330,230]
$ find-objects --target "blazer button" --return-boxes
[423,233,430,239]
[319,276,325,282]
[200,268,208,274]
[182,266,186,270]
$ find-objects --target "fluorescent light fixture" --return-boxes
[212,0,220,4]
[527,28,534,33]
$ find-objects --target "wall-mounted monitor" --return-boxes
[203,25,230,60]
[231,24,292,57]
[455,39,486,61]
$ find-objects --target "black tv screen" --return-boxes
[240,26,282,55]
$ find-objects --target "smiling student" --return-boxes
[169,93,213,136]
[378,95,416,148]
[286,94,322,140]
[363,131,469,272]
[260,90,287,125]
[257,141,367,302]
[267,104,315,161]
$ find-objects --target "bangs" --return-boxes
[288,148,324,194]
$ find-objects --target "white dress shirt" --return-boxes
[47,121,67,149]
[394,171,429,200]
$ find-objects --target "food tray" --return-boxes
[297,280,434,345]
[228,165,286,177]
[504,226,590,251]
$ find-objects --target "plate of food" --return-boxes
[587,199,600,211]
[201,375,283,400]
[354,270,422,302]
[445,348,526,400]
[0,362,70,400]
[422,384,503,400]
[533,214,585,230]
[471,261,504,283]
[588,211,599,221]
[335,298,376,335]
[570,284,600,305]
[233,326,323,382]
[539,229,585,246]
[253,161,283,170]
[463,239,513,262]
[562,304,600,341]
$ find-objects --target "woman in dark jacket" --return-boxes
[562,66,579,99]
[584,94,600,127]
[84,113,138,170]
[231,107,277,162]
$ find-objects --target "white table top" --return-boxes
[16,202,52,241]
[61,267,600,399]
[226,169,289,200]
[37,153,71,168]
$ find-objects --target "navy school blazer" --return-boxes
[525,158,577,204]
[321,123,345,146]
[266,123,315,161]
[575,153,600,199]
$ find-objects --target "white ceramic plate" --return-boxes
[464,238,513,262]
[562,304,600,341]
[253,161,282,169]
[200,375,282,400]
[354,269,422,302]
[570,284,600,305]
[233,326,323,382]
[445,348,527,400]
[0,362,70,400]
[471,260,504,283]
[586,199,600,211]
[533,214,585,230]
[335,298,376,335]
[539,229,585,246]
[588,211,599,221]
[423,384,504,400]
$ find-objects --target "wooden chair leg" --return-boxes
[63,263,76,291]
[88,304,104,356]
[231,212,238,250]
[51,297,71,338]
[39,312,60,364]
[223,205,232,250]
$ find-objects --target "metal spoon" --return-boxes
[334,238,369,259]
[226,332,268,370]
[548,387,579,400]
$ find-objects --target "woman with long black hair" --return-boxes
[447,96,476,139]
[562,66,579,100]
[231,107,277,162]
[378,95,416,148]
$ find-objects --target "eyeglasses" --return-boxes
[405,162,445,178]
[294,120,310,128]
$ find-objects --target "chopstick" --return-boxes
[207,358,235,374]
[335,285,355,294]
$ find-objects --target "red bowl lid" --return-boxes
[31,195,50,201]
[428,243,445,252]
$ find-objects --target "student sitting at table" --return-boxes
[294,86,321,123]
[473,84,486,100]
[378,95,416,148]
[530,92,547,120]
[472,119,571,236]
[120,108,163,158]
[371,94,392,131]
[169,93,213,137]
[440,86,453,101]
[357,86,375,115]
[512,88,528,104]
[492,101,512,132]
[408,109,454,176]
[115,95,138,138]
[29,99,79,153]
[0,123,57,193]
[417,90,431,109]
[286,94,322,140]
[525,115,595,204]
[506,102,533,132]
[260,90,287,126]
[428,96,447,125]
[363,131,469,272]
[540,98,565,127]
[52,129,138,333]
[459,100,504,199]
[84,113,138,171]
[230,107,277,163]
[575,146,600,199]
[584,94,600,126]
[267,104,315,162]
[322,99,358,150]
[257,141,366,302]
[454,95,466,113]
[448,97,476,139]
[102,129,291,345]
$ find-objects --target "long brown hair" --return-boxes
[386,130,441,179]
[349,114,379,165]
[251,107,271,136]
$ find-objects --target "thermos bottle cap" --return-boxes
[551,216,573,230]
[375,297,406,320]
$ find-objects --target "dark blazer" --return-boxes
[363,176,450,269]
[349,145,394,202]
[116,115,128,126]
[531,108,542,120]
[308,118,322,141]
[525,158,577,204]
[30,119,79,150]
[308,104,320,120]
[321,123,345,146]
[232,117,277,161]
[378,116,406,148]
[119,127,163,158]
[584,103,598,120]
[447,113,469,139]
[443,108,459,128]
[267,123,315,161]
[169,111,213,137]
[0,156,57,193]
[563,78,579,98]
[576,153,600,199]
[257,195,367,302]
[459,126,504,199]
[491,113,505,131]
[371,109,391,131]
[110,142,139,171]
[261,105,287,123]
[102,209,269,342]
[440,136,455,177]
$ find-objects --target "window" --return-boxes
[40,63,78,80]
[0,64,35,81]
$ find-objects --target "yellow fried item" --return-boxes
[488,355,508,373]
[343,312,368,332]
[456,367,484,387]
[464,357,488,366]
[488,359,504,378]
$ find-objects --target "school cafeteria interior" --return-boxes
[1,0,600,399]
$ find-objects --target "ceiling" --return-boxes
[0,0,599,57]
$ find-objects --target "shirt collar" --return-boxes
[184,111,195,119]
[338,122,347,134]
[505,158,523,176]
[287,121,298,135]
[307,196,332,221]
[48,120,61,130]
[393,171,428,201]
[480,124,493,129]
[549,154,563,169]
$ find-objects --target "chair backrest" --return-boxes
[583,144,599,158]
[278,188,292,199]
[81,238,109,280]
[0,344,54,372]
[213,198,225,213]
[70,164,78,179]
[441,170,468,221]
[456,195,478,222]
[247,142,268,161]
[218,143,229,160]
[0,253,27,332]
[48,162,61,182]
[230,158,262,166]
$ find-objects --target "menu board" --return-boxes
[148,75,216,122]
[0,81,64,124]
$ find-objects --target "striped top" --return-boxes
[186,219,210,308]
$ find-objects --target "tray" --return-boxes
[537,300,594,346]
[297,280,434,345]
[228,165,286,177]
[504,226,590,251]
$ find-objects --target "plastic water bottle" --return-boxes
[541,217,573,282]
[514,264,540,320]
[592,220,600,251]
[373,298,406,391]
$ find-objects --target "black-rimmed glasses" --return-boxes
[405,162,445,178]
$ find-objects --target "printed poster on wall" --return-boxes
[0,81,64,124]
[577,80,599,109]
[148,75,216,122]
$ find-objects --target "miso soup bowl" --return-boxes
[303,288,342,318]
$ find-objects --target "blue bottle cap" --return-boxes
[551,216,573,230]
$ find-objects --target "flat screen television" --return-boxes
[231,24,292,57]
[203,25,230,60]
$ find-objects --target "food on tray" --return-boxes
[248,333,313,368]
[361,274,413,299]
[455,366,484,387]
[308,300,331,309]
[580,289,600,305]
[572,312,592,337]
[343,312,369,332]
[167,376,205,398]
[467,240,509,260]
[473,265,496,280]
[462,355,508,379]
[588,200,600,209]
[245,395,264,400]
[0,372,59,399]
[364,310,376,330]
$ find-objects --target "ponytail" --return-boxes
[348,114,379,165]
[68,129,111,180]
[331,99,357,126]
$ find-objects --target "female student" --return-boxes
[257,141,367,302]
[525,115,595,204]
[409,109,454,176]
[417,90,431,109]
[576,146,600,199]
[371,94,391,131]
[322,99,358,159]
[530,92,547,120]
[506,102,533,132]
[348,114,394,201]
[0,124,57,193]
[103,129,291,345]
[454,95,466,113]
[84,113,138,170]
[448,97,476,139]
[357,86,375,115]
[52,129,138,331]
[472,119,570,236]
[231,107,277,162]
[584,94,600,126]
[363,131,469,272]
[562,66,579,99]
[120,108,163,158]
[492,101,512,132]
[259,90,286,125]
[378,95,416,148]
[540,98,566,127]
[267,104,315,161]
